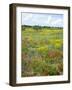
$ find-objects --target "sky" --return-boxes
[21,13,64,28]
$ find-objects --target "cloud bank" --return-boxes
[22,13,63,27]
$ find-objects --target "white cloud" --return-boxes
[22,13,33,21]
[45,16,63,27]
[45,16,52,24]
[52,18,62,25]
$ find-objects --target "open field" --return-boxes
[21,25,63,77]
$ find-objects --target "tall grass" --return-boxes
[21,26,63,77]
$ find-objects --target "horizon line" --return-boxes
[21,24,63,28]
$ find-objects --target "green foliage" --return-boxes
[21,25,63,77]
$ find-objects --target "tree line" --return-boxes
[22,25,63,30]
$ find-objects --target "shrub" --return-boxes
[48,50,63,59]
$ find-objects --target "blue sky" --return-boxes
[21,13,63,27]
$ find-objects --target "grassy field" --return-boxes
[21,25,63,77]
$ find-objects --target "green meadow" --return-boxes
[21,25,63,77]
